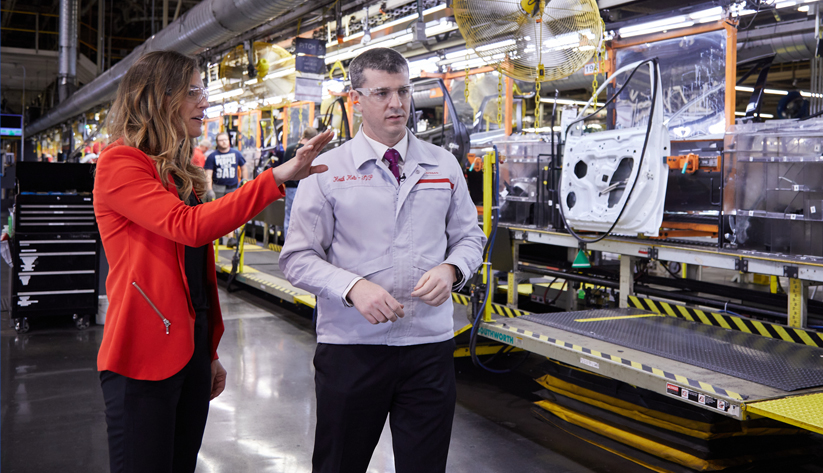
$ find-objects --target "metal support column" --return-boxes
[685,263,702,281]
[619,255,635,308]
[482,150,495,322]
[788,278,809,328]
[565,281,577,311]
[812,4,823,115]
[97,0,104,74]
[504,77,513,136]
[507,272,517,308]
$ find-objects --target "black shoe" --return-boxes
[226,237,237,248]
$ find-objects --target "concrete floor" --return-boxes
[1,262,648,472]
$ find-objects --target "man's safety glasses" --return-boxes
[353,85,414,103]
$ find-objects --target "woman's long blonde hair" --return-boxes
[107,51,206,201]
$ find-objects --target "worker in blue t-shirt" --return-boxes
[204,132,247,200]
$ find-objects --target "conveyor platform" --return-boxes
[216,243,823,435]
[476,309,823,434]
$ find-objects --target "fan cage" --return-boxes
[453,0,603,82]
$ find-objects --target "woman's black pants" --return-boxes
[100,313,211,473]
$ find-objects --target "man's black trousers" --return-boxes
[312,339,457,473]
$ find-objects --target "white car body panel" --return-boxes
[560,61,669,237]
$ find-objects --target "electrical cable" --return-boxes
[548,280,568,306]
[738,0,764,32]
[720,300,743,318]
[558,58,660,246]
[541,277,560,303]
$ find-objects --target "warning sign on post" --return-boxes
[294,75,324,103]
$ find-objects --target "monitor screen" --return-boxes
[1,114,23,136]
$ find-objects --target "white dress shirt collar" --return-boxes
[362,128,408,163]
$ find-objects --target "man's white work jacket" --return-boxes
[280,130,486,346]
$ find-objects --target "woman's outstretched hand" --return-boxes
[271,129,333,184]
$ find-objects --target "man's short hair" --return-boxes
[301,127,318,141]
[349,48,409,89]
[198,139,211,148]
[216,132,229,141]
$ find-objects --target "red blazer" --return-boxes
[94,141,284,380]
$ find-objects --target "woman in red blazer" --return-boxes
[94,50,331,473]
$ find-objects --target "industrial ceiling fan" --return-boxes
[452,0,603,82]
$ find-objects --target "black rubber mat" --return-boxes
[520,308,823,392]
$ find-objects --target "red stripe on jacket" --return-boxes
[417,178,454,189]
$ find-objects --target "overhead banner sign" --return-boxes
[294,38,326,57]
[296,55,326,75]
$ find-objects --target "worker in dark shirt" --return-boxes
[204,132,247,200]
[280,127,318,239]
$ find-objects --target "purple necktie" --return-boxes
[384,148,401,184]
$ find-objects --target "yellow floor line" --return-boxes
[575,314,663,322]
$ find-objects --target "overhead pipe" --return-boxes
[30,5,821,136]
[26,0,312,137]
[57,0,79,103]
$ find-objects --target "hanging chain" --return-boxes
[496,64,503,127]
[535,63,545,132]
[591,19,607,110]
[464,53,471,105]
[535,80,542,130]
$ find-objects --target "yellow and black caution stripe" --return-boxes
[450,293,530,318]
[451,293,470,305]
[240,273,302,298]
[504,324,746,401]
[491,303,529,318]
[267,243,283,252]
[628,296,823,348]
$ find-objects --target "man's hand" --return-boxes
[411,264,456,307]
[210,359,227,400]
[204,189,216,201]
[272,129,334,184]
[348,279,405,324]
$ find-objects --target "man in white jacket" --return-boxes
[280,47,485,473]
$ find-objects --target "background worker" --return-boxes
[279,126,318,239]
[204,132,246,201]
[280,47,485,473]
[192,138,210,168]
